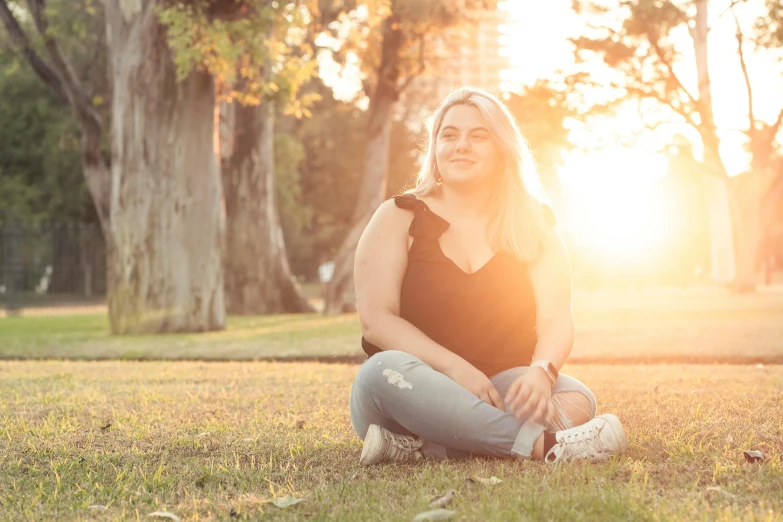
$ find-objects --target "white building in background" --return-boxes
[406,9,510,107]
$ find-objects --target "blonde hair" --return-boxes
[409,87,553,263]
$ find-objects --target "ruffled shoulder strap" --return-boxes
[393,194,450,239]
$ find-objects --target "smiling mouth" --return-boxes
[452,159,475,164]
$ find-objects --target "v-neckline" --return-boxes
[415,197,498,276]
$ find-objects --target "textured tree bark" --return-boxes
[105,0,225,333]
[728,174,763,292]
[323,15,402,314]
[693,0,738,286]
[220,100,313,314]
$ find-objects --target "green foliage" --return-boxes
[157,1,321,116]
[269,77,421,280]
[0,0,107,224]
[274,129,314,276]
[0,55,88,224]
[278,81,368,278]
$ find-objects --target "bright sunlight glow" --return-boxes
[558,148,673,262]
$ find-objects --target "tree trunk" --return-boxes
[728,173,763,292]
[693,0,738,286]
[703,176,736,284]
[760,169,783,282]
[105,0,225,333]
[220,99,313,314]
[323,15,403,314]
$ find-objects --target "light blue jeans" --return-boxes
[350,350,597,459]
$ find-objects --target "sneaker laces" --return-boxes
[383,431,423,462]
[546,422,609,463]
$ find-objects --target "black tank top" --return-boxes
[361,194,554,377]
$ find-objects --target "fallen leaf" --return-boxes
[743,450,765,463]
[296,420,306,429]
[474,476,502,485]
[196,432,211,438]
[269,495,305,508]
[239,438,253,443]
[100,422,112,431]
[726,434,734,444]
[429,489,455,509]
[229,508,238,518]
[147,512,181,522]
[88,505,107,511]
[412,508,457,521]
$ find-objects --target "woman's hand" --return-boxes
[505,368,554,425]
[444,359,505,411]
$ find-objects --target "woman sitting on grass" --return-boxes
[349,87,628,465]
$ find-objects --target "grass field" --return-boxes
[1,360,781,521]
[1,288,782,520]
[1,287,782,363]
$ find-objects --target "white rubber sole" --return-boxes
[596,413,629,456]
[359,424,383,466]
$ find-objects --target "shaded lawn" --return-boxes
[0,314,362,361]
[1,288,782,362]
[0,360,781,521]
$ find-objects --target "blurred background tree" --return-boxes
[562,0,783,291]
[1,0,782,323]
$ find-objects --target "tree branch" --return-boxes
[0,0,67,103]
[569,73,698,129]
[770,107,783,138]
[625,84,698,128]
[25,0,111,232]
[397,34,426,94]
[709,0,749,33]
[646,33,698,107]
[732,6,755,133]
[26,0,94,117]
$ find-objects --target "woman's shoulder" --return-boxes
[369,197,416,233]
[376,193,435,219]
[371,194,448,239]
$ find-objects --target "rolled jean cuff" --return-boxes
[511,420,545,459]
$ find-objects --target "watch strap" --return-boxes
[531,360,557,386]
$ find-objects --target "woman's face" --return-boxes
[434,104,501,188]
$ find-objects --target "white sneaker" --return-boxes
[359,424,425,466]
[545,413,628,463]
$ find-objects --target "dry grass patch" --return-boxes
[1,361,782,521]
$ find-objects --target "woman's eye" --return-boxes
[442,133,457,139]
[473,134,487,140]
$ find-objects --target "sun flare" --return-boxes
[558,148,673,262]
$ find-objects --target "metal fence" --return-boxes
[0,223,106,315]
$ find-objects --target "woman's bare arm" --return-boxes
[504,228,574,421]
[527,229,575,372]
[354,199,468,375]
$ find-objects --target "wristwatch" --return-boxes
[530,360,558,386]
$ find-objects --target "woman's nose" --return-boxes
[456,136,471,152]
